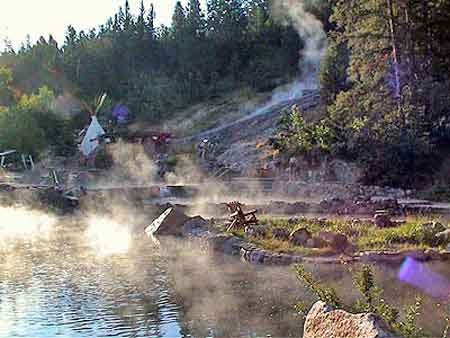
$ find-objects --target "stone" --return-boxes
[359,251,404,263]
[420,221,446,234]
[207,234,243,254]
[318,231,349,253]
[272,227,290,241]
[305,237,328,249]
[182,216,208,233]
[245,225,267,238]
[436,229,450,242]
[289,227,312,246]
[249,250,265,264]
[288,217,304,225]
[373,213,392,228]
[303,301,399,338]
[145,207,190,237]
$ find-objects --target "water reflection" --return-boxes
[0,213,448,337]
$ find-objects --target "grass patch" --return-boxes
[230,215,449,254]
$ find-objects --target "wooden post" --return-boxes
[28,155,35,170]
[21,154,28,170]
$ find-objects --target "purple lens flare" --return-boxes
[398,257,450,301]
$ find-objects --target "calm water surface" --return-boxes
[0,211,448,338]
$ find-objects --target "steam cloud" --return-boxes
[271,0,327,88]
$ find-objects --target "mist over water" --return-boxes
[0,206,447,338]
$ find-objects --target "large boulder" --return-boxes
[303,301,399,338]
[317,231,349,253]
[289,227,312,246]
[145,207,190,237]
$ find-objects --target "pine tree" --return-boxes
[172,1,187,36]
[187,0,205,38]
[147,4,155,40]
[117,6,125,31]
[137,0,146,39]
[124,0,133,31]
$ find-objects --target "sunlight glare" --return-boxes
[86,216,131,256]
[0,207,55,245]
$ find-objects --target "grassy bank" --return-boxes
[231,216,449,255]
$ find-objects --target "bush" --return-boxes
[0,86,75,158]
[295,264,428,338]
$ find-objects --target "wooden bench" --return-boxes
[226,201,258,232]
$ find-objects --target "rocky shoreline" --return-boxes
[202,232,450,265]
[148,208,450,266]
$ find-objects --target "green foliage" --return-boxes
[0,66,15,107]
[256,216,449,253]
[1,0,305,123]
[296,264,427,338]
[399,297,424,338]
[353,265,375,311]
[290,0,450,188]
[271,105,332,157]
[0,86,75,157]
[294,265,343,309]
[319,39,349,105]
[0,107,46,156]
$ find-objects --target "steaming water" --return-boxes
[0,214,448,337]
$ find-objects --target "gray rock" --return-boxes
[420,221,446,234]
[183,216,208,233]
[317,231,349,253]
[245,225,267,238]
[207,234,242,254]
[145,207,190,237]
[436,229,450,242]
[373,213,392,228]
[249,250,265,263]
[289,227,312,246]
[303,301,399,338]
[272,227,290,241]
[305,237,328,249]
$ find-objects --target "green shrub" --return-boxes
[295,264,427,338]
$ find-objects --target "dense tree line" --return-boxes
[0,0,302,122]
[275,0,450,188]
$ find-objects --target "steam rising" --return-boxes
[271,0,327,88]
[92,140,159,189]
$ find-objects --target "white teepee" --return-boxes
[80,116,105,157]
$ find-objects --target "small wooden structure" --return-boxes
[0,150,34,170]
[226,201,258,232]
